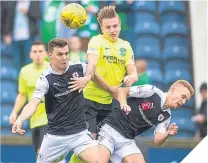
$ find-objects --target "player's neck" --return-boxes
[33,62,45,70]
[50,63,66,74]
[102,34,118,42]
[163,95,170,109]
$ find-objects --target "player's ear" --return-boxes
[48,52,52,59]
[29,51,32,59]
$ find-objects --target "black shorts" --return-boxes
[84,98,112,133]
[31,125,47,154]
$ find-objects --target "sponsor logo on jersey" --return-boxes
[141,102,154,111]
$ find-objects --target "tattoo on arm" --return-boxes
[85,63,96,79]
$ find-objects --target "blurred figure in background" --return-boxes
[193,83,207,141]
[9,41,48,156]
[133,59,152,86]
[68,36,87,63]
[2,1,42,69]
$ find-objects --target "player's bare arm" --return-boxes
[117,87,131,114]
[91,72,122,99]
[12,98,42,134]
[85,53,98,80]
[154,123,179,146]
[69,53,98,93]
[124,64,138,87]
[9,93,27,124]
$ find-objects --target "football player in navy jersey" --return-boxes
[97,80,194,163]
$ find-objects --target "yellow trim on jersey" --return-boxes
[83,34,134,104]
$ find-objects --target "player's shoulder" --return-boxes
[90,34,103,42]
[152,85,166,96]
[20,63,33,72]
[41,67,51,78]
[118,37,131,46]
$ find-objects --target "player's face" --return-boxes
[30,45,46,65]
[50,46,69,72]
[101,17,121,42]
[169,85,191,109]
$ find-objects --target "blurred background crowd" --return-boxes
[0,1,207,163]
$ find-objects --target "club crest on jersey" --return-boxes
[72,72,79,78]
[141,102,153,111]
[119,48,126,57]
[158,114,164,121]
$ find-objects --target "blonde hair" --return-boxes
[169,80,195,96]
[97,5,119,25]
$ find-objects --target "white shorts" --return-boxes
[36,129,98,163]
[98,124,141,163]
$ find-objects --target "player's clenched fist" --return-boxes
[167,123,178,136]
[12,118,25,135]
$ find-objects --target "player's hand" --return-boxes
[3,34,12,45]
[9,111,18,125]
[167,123,178,136]
[192,114,205,124]
[12,118,25,135]
[123,75,135,87]
[68,76,90,93]
[120,103,131,115]
[19,8,28,14]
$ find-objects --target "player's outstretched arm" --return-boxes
[154,123,178,146]
[12,98,41,134]
[9,93,27,124]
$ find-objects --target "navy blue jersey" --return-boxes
[32,61,87,135]
[102,85,171,139]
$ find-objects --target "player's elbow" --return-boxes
[154,138,164,146]
[154,140,162,146]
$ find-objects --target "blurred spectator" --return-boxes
[41,0,63,43]
[193,83,207,140]
[2,1,42,69]
[77,0,100,38]
[133,59,152,86]
[68,36,87,63]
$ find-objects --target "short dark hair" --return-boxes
[30,41,46,52]
[32,40,45,46]
[200,83,207,91]
[48,38,68,53]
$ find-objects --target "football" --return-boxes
[61,3,87,29]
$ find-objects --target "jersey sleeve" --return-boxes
[125,42,135,66]
[32,74,49,100]
[154,116,171,134]
[81,62,87,75]
[18,69,27,94]
[87,36,102,56]
[129,85,155,98]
